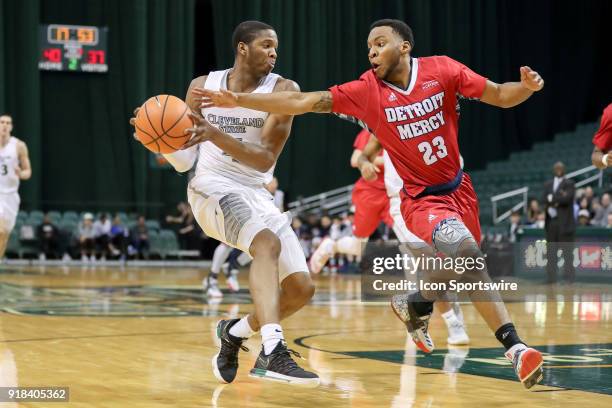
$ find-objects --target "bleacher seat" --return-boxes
[472,121,597,226]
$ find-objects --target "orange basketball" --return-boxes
[134,95,193,154]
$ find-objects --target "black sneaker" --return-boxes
[212,319,249,383]
[249,340,319,387]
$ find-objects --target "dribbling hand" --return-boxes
[181,112,220,149]
[520,66,544,91]
[192,88,239,109]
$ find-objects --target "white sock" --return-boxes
[441,309,459,328]
[261,323,284,355]
[336,236,362,256]
[228,316,256,339]
[505,343,527,360]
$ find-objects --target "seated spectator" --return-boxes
[584,186,595,208]
[93,214,111,260]
[109,215,128,259]
[527,199,540,225]
[508,211,522,243]
[178,209,198,250]
[607,213,612,228]
[292,217,311,256]
[592,193,611,226]
[578,196,594,219]
[78,213,96,262]
[535,211,546,228]
[37,214,59,260]
[165,202,188,231]
[319,215,332,237]
[577,209,591,226]
[130,215,149,259]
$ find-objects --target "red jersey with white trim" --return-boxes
[593,103,612,152]
[330,56,487,197]
[353,129,385,190]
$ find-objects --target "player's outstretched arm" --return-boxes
[183,80,299,172]
[481,66,544,108]
[193,87,333,115]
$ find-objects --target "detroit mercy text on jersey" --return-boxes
[0,137,20,194]
[330,56,487,197]
[197,69,280,185]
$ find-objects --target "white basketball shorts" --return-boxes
[0,192,19,232]
[187,174,308,282]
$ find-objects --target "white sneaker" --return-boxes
[309,237,335,274]
[203,276,223,298]
[227,273,240,293]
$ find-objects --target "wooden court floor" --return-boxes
[0,265,611,407]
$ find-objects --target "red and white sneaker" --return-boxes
[505,345,544,389]
[391,293,435,353]
[309,237,335,274]
[226,273,240,293]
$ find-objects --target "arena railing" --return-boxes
[288,184,354,216]
[491,165,604,224]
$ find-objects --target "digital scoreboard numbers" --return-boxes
[39,24,108,73]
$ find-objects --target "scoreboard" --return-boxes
[38,24,108,73]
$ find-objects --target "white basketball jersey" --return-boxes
[196,69,280,185]
[383,149,403,197]
[0,137,20,194]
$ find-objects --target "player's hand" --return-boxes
[520,66,544,91]
[14,165,23,179]
[129,107,140,141]
[192,88,239,109]
[359,161,380,181]
[182,112,219,149]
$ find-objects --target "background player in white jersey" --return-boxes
[0,114,32,260]
[131,21,318,387]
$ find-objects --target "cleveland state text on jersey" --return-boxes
[384,91,446,140]
[206,114,265,134]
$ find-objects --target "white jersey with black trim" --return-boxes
[0,137,20,194]
[195,69,280,186]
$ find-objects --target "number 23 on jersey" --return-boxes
[418,136,448,165]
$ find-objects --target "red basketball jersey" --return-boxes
[353,129,385,190]
[330,56,487,197]
[593,103,612,152]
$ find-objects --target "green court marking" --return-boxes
[340,343,612,395]
[0,282,251,317]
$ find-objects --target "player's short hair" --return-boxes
[369,19,414,47]
[0,113,12,119]
[232,20,275,53]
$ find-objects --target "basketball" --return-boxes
[134,95,193,154]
